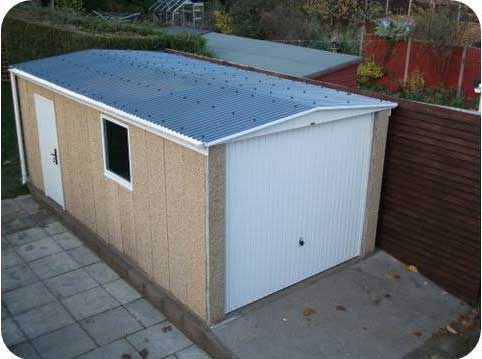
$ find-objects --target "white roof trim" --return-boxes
[205,103,396,146]
[9,68,209,156]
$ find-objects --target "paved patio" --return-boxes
[1,195,211,359]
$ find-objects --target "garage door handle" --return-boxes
[299,238,305,246]
[51,149,58,165]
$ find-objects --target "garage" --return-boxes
[10,49,395,324]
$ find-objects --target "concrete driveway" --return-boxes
[212,251,472,359]
[1,195,211,359]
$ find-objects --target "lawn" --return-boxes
[2,81,28,199]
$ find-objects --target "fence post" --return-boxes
[403,37,413,85]
[456,45,468,98]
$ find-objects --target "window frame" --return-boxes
[100,114,133,191]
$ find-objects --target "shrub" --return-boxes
[357,58,384,86]
[399,71,425,99]
[2,4,210,64]
[375,17,413,41]
[212,10,234,34]
[56,0,84,12]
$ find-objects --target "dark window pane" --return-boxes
[104,119,130,181]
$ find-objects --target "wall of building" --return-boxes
[313,63,359,88]
[16,78,208,320]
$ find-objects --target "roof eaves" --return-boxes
[9,67,208,156]
[205,103,397,147]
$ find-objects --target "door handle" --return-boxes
[51,148,58,165]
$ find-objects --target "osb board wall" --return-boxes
[17,79,208,319]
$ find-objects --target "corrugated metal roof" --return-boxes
[11,49,395,145]
[203,32,361,78]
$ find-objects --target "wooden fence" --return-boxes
[363,34,481,99]
[377,98,480,304]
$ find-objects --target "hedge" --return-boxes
[2,13,210,65]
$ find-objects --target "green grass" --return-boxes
[2,81,28,199]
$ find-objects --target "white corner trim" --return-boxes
[100,114,133,191]
[205,103,397,146]
[9,69,208,156]
[9,72,28,184]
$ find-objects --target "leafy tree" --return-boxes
[302,0,363,27]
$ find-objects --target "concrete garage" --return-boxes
[10,49,395,325]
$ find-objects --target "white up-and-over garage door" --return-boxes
[225,114,374,312]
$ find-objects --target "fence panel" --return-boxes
[377,99,480,304]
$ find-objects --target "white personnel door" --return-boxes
[225,114,373,312]
[34,94,65,208]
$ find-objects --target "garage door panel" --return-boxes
[225,114,374,312]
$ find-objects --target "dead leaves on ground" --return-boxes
[405,264,418,273]
[302,307,316,317]
[386,264,417,281]
[386,271,400,280]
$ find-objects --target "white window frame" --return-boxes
[100,114,133,191]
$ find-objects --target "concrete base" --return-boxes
[211,251,469,359]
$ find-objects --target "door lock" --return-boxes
[51,149,58,165]
[299,238,305,246]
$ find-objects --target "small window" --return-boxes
[101,116,132,189]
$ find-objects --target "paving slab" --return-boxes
[127,322,192,358]
[2,217,38,235]
[176,345,213,359]
[10,341,41,359]
[42,221,67,236]
[125,298,166,328]
[2,249,23,269]
[80,306,143,346]
[45,268,98,299]
[77,339,142,359]
[1,198,22,215]
[29,251,81,279]
[85,262,119,284]
[3,282,55,315]
[32,323,96,359]
[2,304,10,319]
[52,232,83,250]
[68,246,101,266]
[212,251,469,359]
[61,286,120,320]
[2,264,38,292]
[16,237,63,262]
[29,209,57,226]
[6,227,48,247]
[16,196,41,215]
[1,317,26,347]
[14,302,75,339]
[103,279,142,305]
